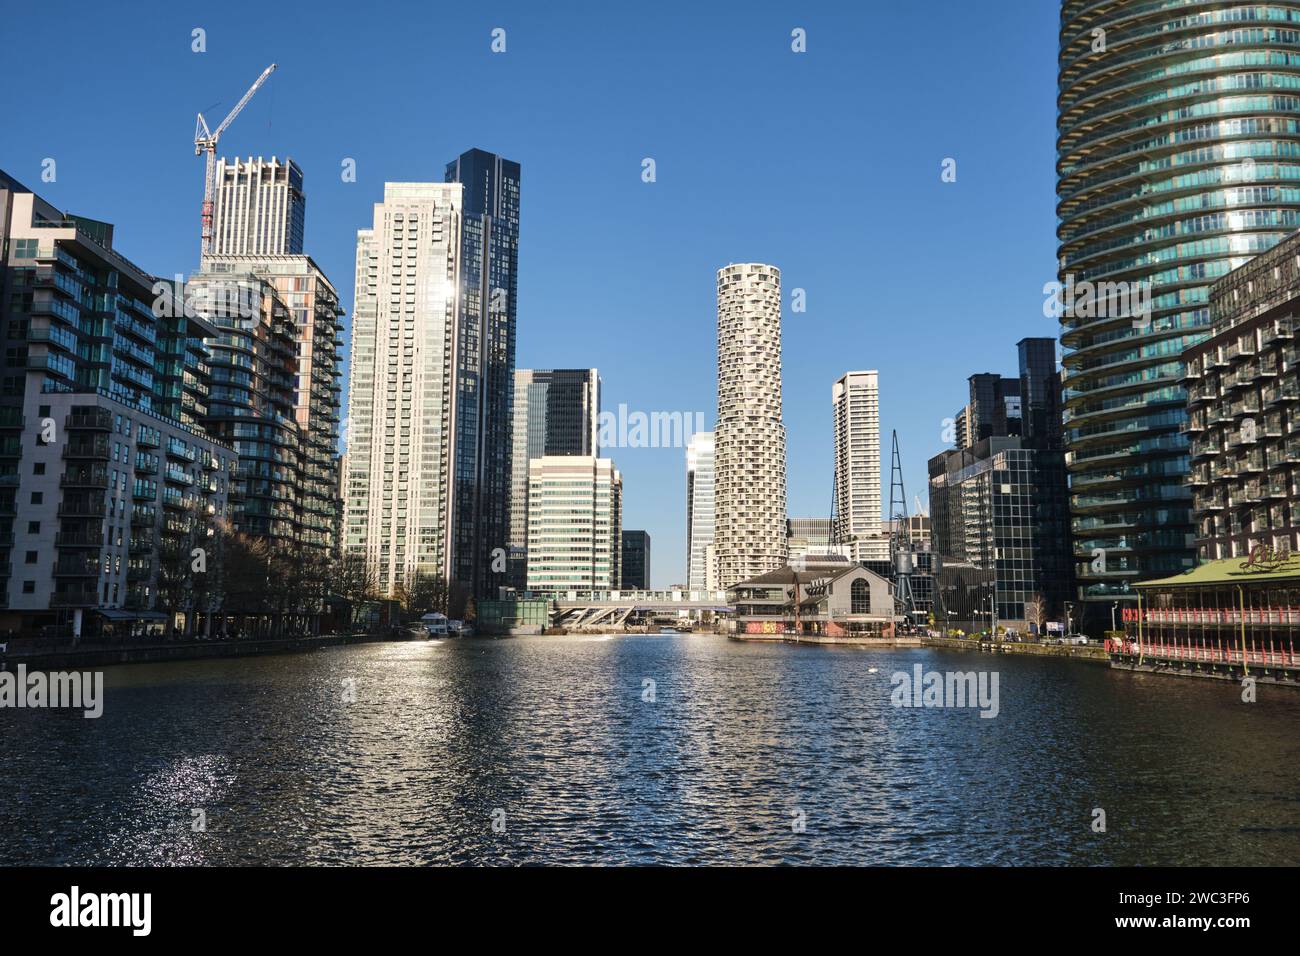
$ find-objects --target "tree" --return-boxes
[1023,592,1049,635]
[403,571,449,618]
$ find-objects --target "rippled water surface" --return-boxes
[3,635,1298,865]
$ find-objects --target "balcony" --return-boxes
[54,554,101,577]
[57,499,107,518]
[61,466,109,489]
[136,428,161,449]
[54,531,102,548]
[63,437,110,459]
[51,585,100,607]
[65,407,112,431]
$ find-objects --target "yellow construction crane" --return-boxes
[194,63,277,257]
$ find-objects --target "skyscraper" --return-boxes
[1057,0,1300,613]
[209,157,305,257]
[508,369,600,587]
[714,263,787,588]
[445,149,521,598]
[685,431,715,590]
[346,149,520,600]
[832,370,887,561]
[345,182,465,596]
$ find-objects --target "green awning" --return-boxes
[1138,553,1300,589]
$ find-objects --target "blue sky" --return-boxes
[2,0,1061,587]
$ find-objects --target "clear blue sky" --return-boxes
[2,0,1061,587]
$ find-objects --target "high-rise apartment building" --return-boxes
[347,151,519,599]
[620,530,650,589]
[193,255,344,554]
[833,370,887,562]
[508,368,600,588]
[0,174,234,634]
[1057,0,1300,611]
[1186,232,1300,560]
[526,456,622,591]
[685,430,715,590]
[445,149,521,598]
[953,373,1020,450]
[787,517,833,564]
[210,157,305,257]
[346,182,463,596]
[714,263,787,589]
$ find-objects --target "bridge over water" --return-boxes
[518,589,733,629]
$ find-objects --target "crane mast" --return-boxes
[194,63,277,258]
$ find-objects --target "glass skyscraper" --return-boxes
[1057,0,1300,613]
[445,149,521,598]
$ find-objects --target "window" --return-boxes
[27,521,38,534]
[22,581,34,594]
[24,551,36,564]
[33,463,44,476]
[851,579,871,615]
[31,492,42,505]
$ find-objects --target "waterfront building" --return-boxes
[714,263,787,589]
[685,430,715,590]
[621,529,650,589]
[209,157,306,257]
[508,368,600,588]
[197,255,344,554]
[1112,552,1300,683]
[1185,234,1300,560]
[832,370,888,561]
[0,175,233,635]
[445,149,521,598]
[728,560,896,638]
[526,456,622,591]
[1057,0,1300,609]
[928,437,1052,630]
[346,182,462,596]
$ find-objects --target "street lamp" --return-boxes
[1111,601,1119,633]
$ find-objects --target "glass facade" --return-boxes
[445,149,521,598]
[1057,0,1300,608]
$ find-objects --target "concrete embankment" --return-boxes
[0,632,394,671]
[922,635,1110,663]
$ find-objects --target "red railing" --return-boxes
[1105,637,1300,668]
[1122,606,1300,626]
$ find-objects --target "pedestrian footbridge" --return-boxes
[519,590,733,629]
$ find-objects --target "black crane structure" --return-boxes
[888,430,917,624]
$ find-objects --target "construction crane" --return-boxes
[194,63,277,257]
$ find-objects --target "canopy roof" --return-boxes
[1138,552,1300,590]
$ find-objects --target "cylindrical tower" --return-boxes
[714,263,788,589]
[1057,0,1300,612]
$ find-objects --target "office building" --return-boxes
[1186,232,1300,560]
[210,157,305,257]
[685,430,715,590]
[621,530,650,589]
[1057,1,1300,606]
[526,456,622,591]
[787,517,832,563]
[714,263,787,588]
[832,370,887,561]
[952,373,1020,450]
[928,437,1048,629]
[508,368,600,588]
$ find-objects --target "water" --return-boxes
[3,635,1298,865]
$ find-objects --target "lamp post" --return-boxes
[1111,601,1119,633]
